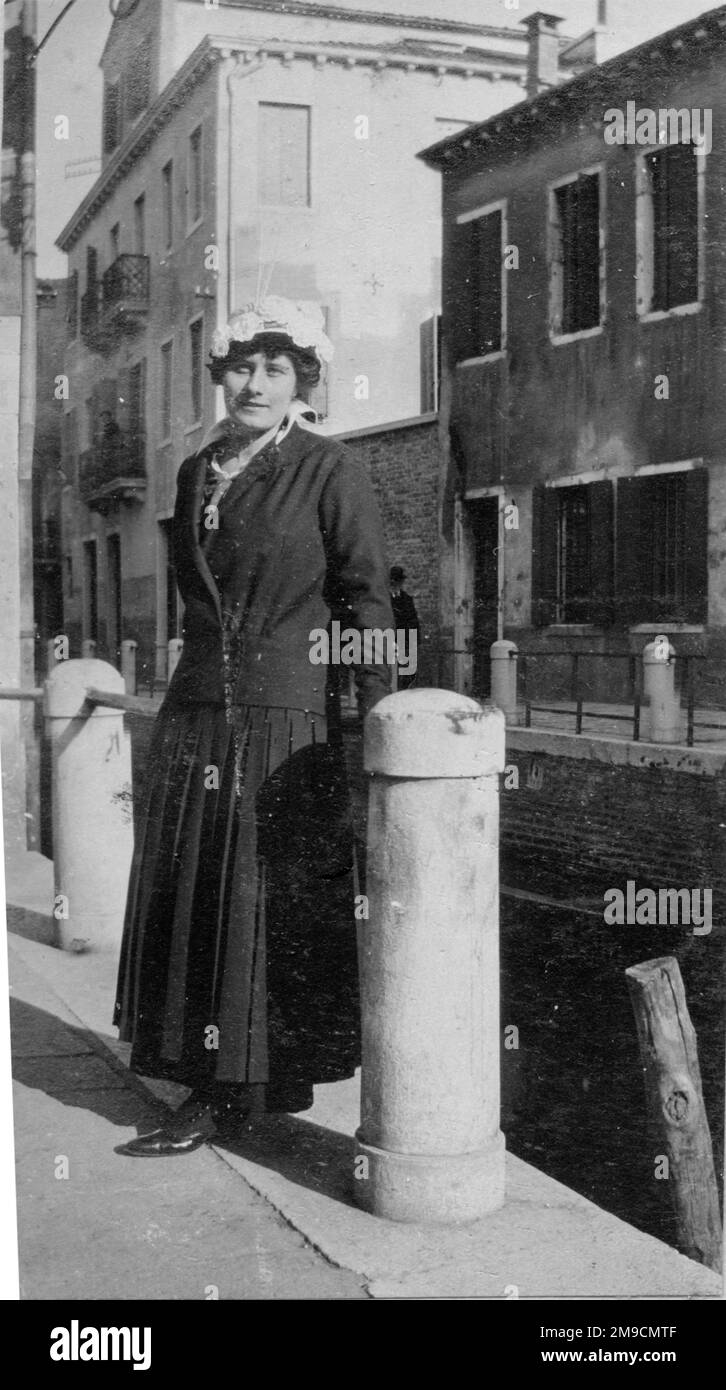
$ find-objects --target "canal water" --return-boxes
[500,889,724,1255]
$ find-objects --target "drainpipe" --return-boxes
[18,0,38,843]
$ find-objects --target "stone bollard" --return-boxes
[642,637,681,743]
[489,639,518,723]
[81,639,97,660]
[167,638,183,682]
[354,688,506,1223]
[44,659,134,953]
[121,639,138,695]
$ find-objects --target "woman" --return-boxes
[114,297,393,1156]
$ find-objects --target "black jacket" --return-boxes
[166,421,394,719]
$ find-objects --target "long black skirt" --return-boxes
[113,700,361,1092]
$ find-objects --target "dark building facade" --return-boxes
[421,5,726,709]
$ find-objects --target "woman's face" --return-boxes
[222,352,298,437]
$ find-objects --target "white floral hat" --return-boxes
[210,296,334,367]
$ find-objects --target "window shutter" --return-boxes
[586,479,614,625]
[447,218,475,364]
[574,174,600,330]
[531,484,558,626]
[666,144,699,307]
[420,315,437,413]
[475,210,502,355]
[66,270,78,335]
[615,475,649,625]
[683,467,708,623]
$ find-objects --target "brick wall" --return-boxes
[501,745,726,904]
[339,415,441,684]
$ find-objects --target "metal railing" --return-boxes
[101,254,149,309]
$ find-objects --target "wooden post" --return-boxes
[625,956,722,1272]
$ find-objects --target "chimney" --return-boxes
[523,12,564,99]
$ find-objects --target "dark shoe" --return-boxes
[119,1099,218,1157]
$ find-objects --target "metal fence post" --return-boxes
[489,639,518,723]
[121,639,138,696]
[354,689,506,1223]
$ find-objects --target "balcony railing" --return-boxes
[79,427,146,514]
[101,254,149,314]
[80,256,149,350]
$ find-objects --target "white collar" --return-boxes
[198,398,319,458]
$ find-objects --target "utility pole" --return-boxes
[18,0,39,847]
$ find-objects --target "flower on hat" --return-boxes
[210,296,334,365]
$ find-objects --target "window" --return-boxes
[159,519,179,643]
[258,103,310,207]
[616,469,708,623]
[637,144,700,315]
[160,340,173,440]
[162,161,173,249]
[61,407,79,485]
[133,194,145,255]
[106,533,122,665]
[450,206,504,363]
[109,223,120,260]
[532,481,613,626]
[420,313,442,412]
[187,126,203,227]
[549,172,601,336]
[103,79,121,154]
[83,539,98,643]
[532,469,708,627]
[128,359,146,443]
[66,270,78,337]
[189,318,204,422]
[125,46,150,125]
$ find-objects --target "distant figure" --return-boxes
[390,565,420,689]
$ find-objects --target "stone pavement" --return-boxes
[9,941,368,1300]
[5,854,723,1301]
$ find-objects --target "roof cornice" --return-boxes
[419,3,726,171]
[58,31,524,250]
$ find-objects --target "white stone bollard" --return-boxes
[642,637,681,743]
[167,638,183,681]
[490,639,518,723]
[44,659,134,953]
[121,639,138,695]
[355,688,506,1223]
[81,639,97,659]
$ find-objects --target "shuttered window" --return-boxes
[647,144,699,311]
[550,173,601,335]
[532,480,614,626]
[66,270,78,337]
[615,470,707,624]
[188,126,203,226]
[189,319,204,423]
[450,208,503,363]
[258,104,310,207]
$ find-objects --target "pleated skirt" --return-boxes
[113,700,360,1090]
